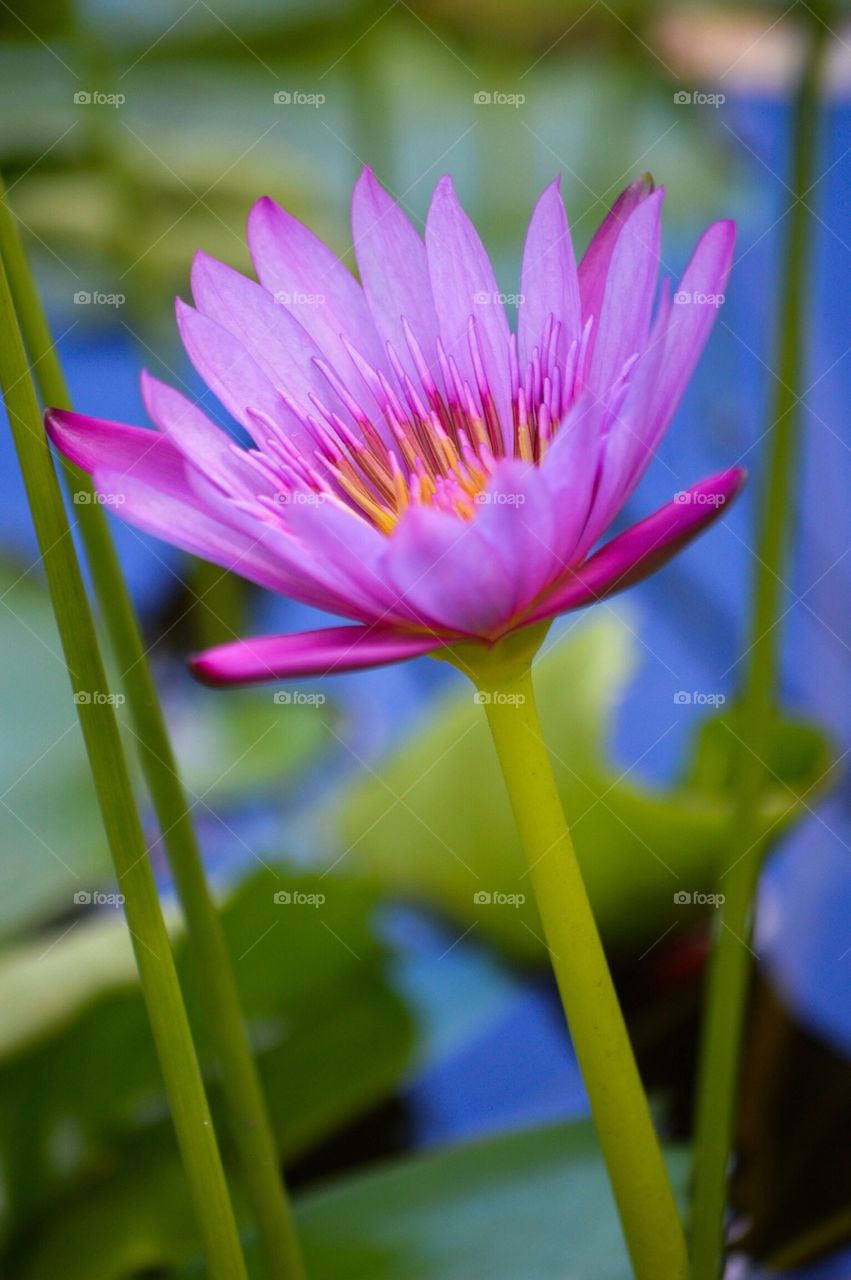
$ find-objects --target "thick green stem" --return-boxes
[0,182,306,1280]
[0,258,248,1279]
[688,12,830,1279]
[472,651,687,1280]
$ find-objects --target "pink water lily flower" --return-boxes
[47,169,743,685]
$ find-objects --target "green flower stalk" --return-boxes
[688,12,831,1279]
[0,178,306,1280]
[449,629,688,1280]
[0,256,249,1280]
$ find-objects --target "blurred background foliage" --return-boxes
[1,0,850,1276]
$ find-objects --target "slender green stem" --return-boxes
[0,257,248,1280]
[688,12,830,1279]
[471,650,687,1280]
[0,181,306,1280]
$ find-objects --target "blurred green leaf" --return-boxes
[0,869,414,1271]
[0,570,110,940]
[292,1119,687,1280]
[336,614,832,962]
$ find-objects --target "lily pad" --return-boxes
[336,614,832,962]
[0,869,414,1265]
[293,1119,687,1280]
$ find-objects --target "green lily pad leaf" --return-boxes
[0,571,111,941]
[168,684,333,802]
[0,869,414,1262]
[336,614,831,963]
[684,708,833,814]
[291,1120,687,1280]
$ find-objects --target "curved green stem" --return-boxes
[464,638,687,1280]
[0,180,306,1280]
[688,11,830,1279]
[0,258,248,1280]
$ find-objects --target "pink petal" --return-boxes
[586,187,664,395]
[140,371,254,496]
[247,195,387,376]
[190,625,442,686]
[578,174,655,327]
[176,299,297,437]
[379,505,507,636]
[425,177,512,442]
[518,177,581,365]
[189,251,330,446]
[351,167,440,382]
[647,219,736,440]
[45,409,299,596]
[526,467,746,624]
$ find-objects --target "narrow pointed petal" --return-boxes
[247,195,386,375]
[586,187,664,395]
[526,467,746,623]
[190,625,442,685]
[518,177,581,364]
[189,250,330,443]
[578,174,655,326]
[647,219,736,438]
[45,409,296,595]
[140,371,253,495]
[425,176,512,438]
[352,167,440,380]
[176,299,296,436]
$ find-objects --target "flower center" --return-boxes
[258,311,593,535]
